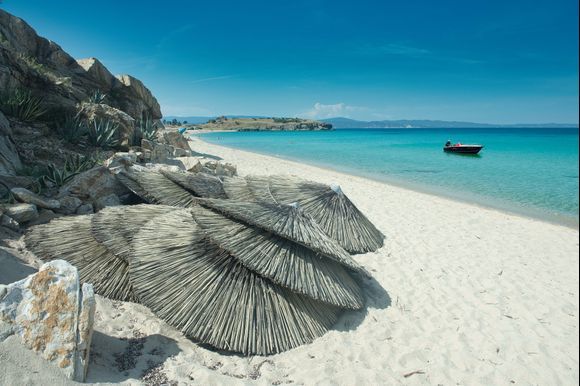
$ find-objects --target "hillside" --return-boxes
[323,117,579,129]
[193,116,332,131]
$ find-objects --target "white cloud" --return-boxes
[301,102,366,119]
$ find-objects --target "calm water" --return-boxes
[200,128,579,227]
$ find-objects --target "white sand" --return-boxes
[1,139,578,385]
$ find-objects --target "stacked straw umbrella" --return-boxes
[25,166,384,355]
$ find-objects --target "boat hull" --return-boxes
[444,145,483,154]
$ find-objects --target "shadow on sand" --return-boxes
[334,272,391,333]
[87,331,180,383]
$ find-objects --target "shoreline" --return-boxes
[192,135,579,230]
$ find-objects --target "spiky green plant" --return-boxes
[88,118,119,148]
[65,153,97,174]
[137,115,159,142]
[87,90,107,104]
[41,163,77,188]
[0,88,47,122]
[55,114,88,143]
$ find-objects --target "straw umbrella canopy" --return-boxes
[266,176,385,254]
[221,176,257,202]
[191,205,364,309]
[160,170,228,199]
[129,208,340,355]
[197,199,366,274]
[117,169,198,207]
[91,204,178,262]
[25,215,136,301]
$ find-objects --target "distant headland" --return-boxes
[163,116,333,131]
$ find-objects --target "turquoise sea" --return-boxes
[200,128,579,227]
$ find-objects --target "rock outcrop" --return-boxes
[0,9,161,121]
[0,260,96,382]
[57,166,130,209]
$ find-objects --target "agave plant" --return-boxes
[88,118,119,148]
[65,153,97,174]
[41,163,77,188]
[56,113,88,143]
[0,88,46,122]
[87,90,107,104]
[137,115,159,142]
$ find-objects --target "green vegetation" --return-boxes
[42,154,97,188]
[87,90,107,104]
[55,113,88,144]
[196,116,332,131]
[0,88,47,122]
[138,115,159,141]
[88,118,119,148]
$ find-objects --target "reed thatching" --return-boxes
[160,170,228,199]
[197,199,366,274]
[221,176,257,201]
[130,208,340,355]
[191,205,364,309]
[118,169,198,207]
[25,216,136,301]
[91,204,178,262]
[268,176,385,254]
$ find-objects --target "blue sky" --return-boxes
[2,0,578,123]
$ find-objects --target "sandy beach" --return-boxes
[1,138,578,385]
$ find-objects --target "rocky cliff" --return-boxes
[0,9,161,121]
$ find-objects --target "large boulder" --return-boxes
[114,74,162,120]
[0,260,96,382]
[11,187,60,210]
[57,166,129,206]
[161,130,191,151]
[3,203,38,223]
[78,102,135,149]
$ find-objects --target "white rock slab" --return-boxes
[0,260,95,382]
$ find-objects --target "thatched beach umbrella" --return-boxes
[91,204,178,262]
[267,176,385,254]
[221,176,257,202]
[160,170,228,199]
[191,205,364,309]
[197,199,366,274]
[223,175,385,254]
[117,169,198,207]
[129,208,340,355]
[25,215,136,301]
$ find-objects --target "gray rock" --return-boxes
[3,203,38,223]
[27,209,60,226]
[0,260,96,382]
[161,130,191,151]
[11,187,60,209]
[114,74,162,120]
[0,135,22,176]
[0,214,20,231]
[0,110,11,136]
[93,193,120,212]
[56,196,82,215]
[58,166,129,205]
[103,152,137,171]
[75,203,93,215]
[0,175,36,195]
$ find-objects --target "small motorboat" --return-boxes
[443,140,483,154]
